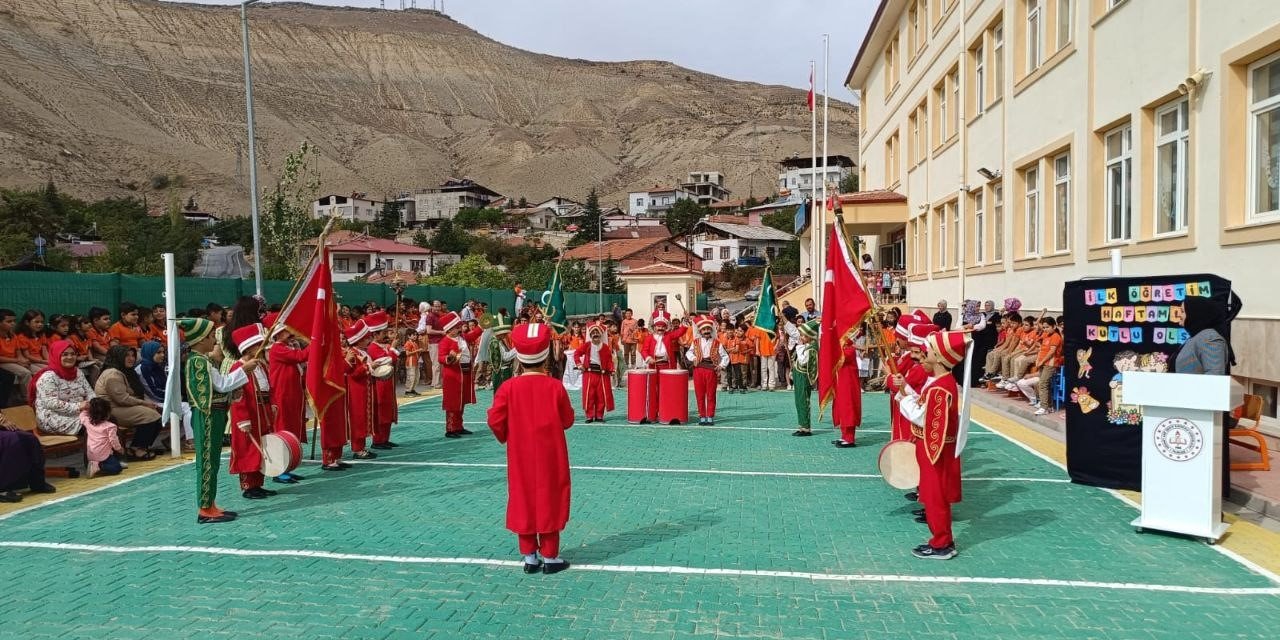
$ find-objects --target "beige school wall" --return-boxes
[847,0,1280,424]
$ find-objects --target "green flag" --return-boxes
[756,263,778,338]
[540,262,568,331]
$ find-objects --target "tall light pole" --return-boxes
[241,0,264,296]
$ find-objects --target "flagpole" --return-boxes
[820,34,830,308]
[810,59,818,303]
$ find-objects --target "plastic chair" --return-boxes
[1051,369,1066,412]
[1229,393,1271,471]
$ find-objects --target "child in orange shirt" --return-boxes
[1014,317,1064,415]
[726,326,750,393]
[403,329,422,396]
[107,302,144,349]
[16,309,49,372]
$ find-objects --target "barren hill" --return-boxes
[0,0,858,214]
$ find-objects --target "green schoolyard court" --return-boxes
[2,387,1279,639]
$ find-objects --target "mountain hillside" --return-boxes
[0,0,858,213]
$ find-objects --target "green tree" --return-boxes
[599,257,623,294]
[261,141,322,280]
[771,240,801,276]
[761,206,799,235]
[569,188,605,247]
[517,196,528,208]
[453,207,505,229]
[0,185,64,264]
[209,216,255,249]
[518,259,593,294]
[664,198,707,238]
[372,200,403,238]
[84,196,203,275]
[412,229,431,249]
[838,172,859,194]
[427,219,473,255]
[421,254,513,288]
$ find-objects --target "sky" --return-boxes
[168,0,878,102]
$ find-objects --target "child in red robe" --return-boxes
[895,329,970,561]
[573,322,615,422]
[344,321,377,460]
[364,310,400,450]
[263,312,309,484]
[438,311,484,439]
[830,331,863,448]
[488,321,576,574]
[684,316,729,425]
[228,324,277,500]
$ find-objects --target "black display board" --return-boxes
[1063,274,1232,490]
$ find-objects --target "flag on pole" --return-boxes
[817,222,874,410]
[807,67,815,112]
[277,248,345,418]
[540,261,567,331]
[755,263,778,338]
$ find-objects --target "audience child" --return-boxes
[16,309,49,373]
[81,397,125,478]
[108,302,144,349]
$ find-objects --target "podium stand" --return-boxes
[1125,372,1243,543]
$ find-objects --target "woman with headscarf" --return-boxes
[95,345,162,460]
[968,300,1001,385]
[136,340,194,452]
[31,340,95,436]
[1177,292,1241,497]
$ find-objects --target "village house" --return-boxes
[690,219,795,272]
[560,236,703,274]
[680,171,732,205]
[312,193,385,223]
[627,184,695,217]
[300,230,459,282]
[409,179,503,227]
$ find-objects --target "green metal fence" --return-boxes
[0,272,626,318]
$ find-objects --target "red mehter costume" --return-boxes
[573,325,615,422]
[898,330,969,558]
[438,312,484,436]
[344,321,373,455]
[264,314,310,443]
[488,322,575,569]
[831,335,862,444]
[684,317,728,422]
[228,324,273,492]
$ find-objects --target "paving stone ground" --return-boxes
[2,386,1279,639]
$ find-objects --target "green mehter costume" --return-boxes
[180,319,249,511]
[792,320,820,431]
[488,315,516,391]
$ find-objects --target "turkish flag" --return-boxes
[277,249,346,421]
[817,224,873,408]
[807,68,815,112]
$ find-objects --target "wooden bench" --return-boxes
[0,405,84,478]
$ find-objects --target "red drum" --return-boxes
[627,369,658,423]
[261,431,302,477]
[657,369,690,425]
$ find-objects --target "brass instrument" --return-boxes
[478,312,497,330]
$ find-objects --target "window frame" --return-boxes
[1247,52,1280,222]
[1053,152,1071,253]
[974,190,986,264]
[1056,0,1072,51]
[993,183,1005,261]
[1105,124,1134,242]
[992,23,1005,101]
[1024,164,1041,257]
[951,202,960,269]
[1026,0,1044,73]
[951,68,961,134]
[974,43,986,115]
[1154,99,1190,236]
[938,206,948,270]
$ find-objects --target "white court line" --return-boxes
[970,417,1280,586]
[0,461,192,523]
[0,540,1274,596]
[348,459,1068,483]
[395,420,994,436]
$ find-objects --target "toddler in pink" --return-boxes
[81,397,125,478]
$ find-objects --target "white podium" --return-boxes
[1125,372,1244,543]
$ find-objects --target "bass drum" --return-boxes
[261,431,302,477]
[878,440,920,490]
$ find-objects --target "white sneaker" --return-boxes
[1035,408,1049,415]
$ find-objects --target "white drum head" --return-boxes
[878,440,920,490]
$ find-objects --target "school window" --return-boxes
[702,248,713,260]
[973,43,986,115]
[719,246,730,260]
[1056,0,1072,50]
[937,206,948,269]
[908,111,920,164]
[908,2,921,59]
[1155,99,1190,234]
[912,218,923,273]
[933,79,948,145]
[993,24,1005,100]
[993,183,1005,261]
[951,202,960,269]
[1053,152,1071,252]
[973,190,986,264]
[1024,165,1041,256]
[1106,124,1134,241]
[1249,52,1280,220]
[1026,0,1044,73]
[950,68,961,133]
[884,38,899,94]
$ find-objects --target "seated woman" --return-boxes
[0,411,56,502]
[94,346,162,461]
[136,341,194,452]
[31,340,95,437]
